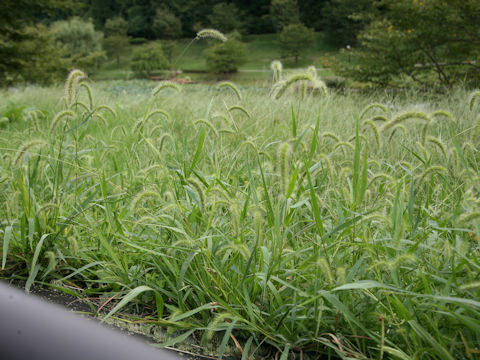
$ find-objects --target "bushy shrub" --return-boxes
[204,39,247,73]
[131,42,169,78]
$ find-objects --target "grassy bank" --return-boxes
[1,77,479,359]
[94,32,337,83]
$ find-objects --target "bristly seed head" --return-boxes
[196,29,227,42]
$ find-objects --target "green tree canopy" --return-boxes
[104,17,129,66]
[51,17,106,71]
[270,0,300,32]
[208,2,244,33]
[152,8,182,39]
[104,16,129,37]
[0,0,74,84]
[340,0,480,87]
[321,0,374,46]
[279,22,314,64]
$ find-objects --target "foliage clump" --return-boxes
[131,42,169,78]
[204,39,247,74]
[339,0,480,87]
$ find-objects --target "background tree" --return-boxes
[270,0,300,32]
[204,39,247,73]
[233,0,272,34]
[208,3,244,33]
[298,0,327,31]
[126,3,153,38]
[131,42,169,78]
[152,8,182,39]
[340,0,480,87]
[12,25,68,84]
[51,17,106,72]
[0,0,74,84]
[103,16,129,66]
[321,0,374,46]
[279,23,314,64]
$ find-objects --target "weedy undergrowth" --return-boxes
[1,75,479,360]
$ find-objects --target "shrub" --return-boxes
[131,42,169,78]
[204,39,247,73]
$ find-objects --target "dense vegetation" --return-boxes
[1,1,479,359]
[1,0,478,86]
[1,69,479,358]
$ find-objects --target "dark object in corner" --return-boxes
[0,281,179,360]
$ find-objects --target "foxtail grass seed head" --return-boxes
[217,81,242,100]
[228,105,250,118]
[49,110,76,132]
[145,109,170,122]
[318,258,334,286]
[418,165,448,184]
[187,177,205,210]
[459,211,480,224]
[469,90,480,111]
[46,251,56,272]
[13,139,46,166]
[278,142,292,197]
[79,82,93,110]
[381,111,431,132]
[272,73,315,99]
[359,103,388,120]
[196,29,227,42]
[96,105,117,118]
[158,133,173,151]
[64,69,87,108]
[130,190,161,212]
[194,119,219,137]
[431,110,456,124]
[426,136,447,157]
[307,65,317,78]
[152,81,181,97]
[310,79,328,96]
[270,60,283,81]
[362,119,381,148]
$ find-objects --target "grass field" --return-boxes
[94,32,337,83]
[1,73,480,359]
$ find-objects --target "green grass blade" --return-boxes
[102,285,155,323]
[25,233,50,292]
[2,225,12,269]
[217,319,238,360]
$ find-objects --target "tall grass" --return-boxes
[0,77,479,359]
